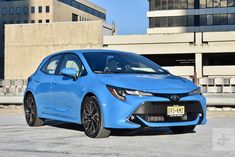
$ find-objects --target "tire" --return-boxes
[82,96,111,138]
[170,125,196,134]
[24,93,44,127]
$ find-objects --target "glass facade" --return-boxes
[149,0,235,28]
[149,0,235,10]
[149,0,195,10]
[58,0,106,20]
[149,13,235,27]
[150,16,194,27]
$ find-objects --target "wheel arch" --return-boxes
[80,92,104,124]
[24,90,34,104]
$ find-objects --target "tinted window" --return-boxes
[83,52,167,74]
[42,55,62,75]
[59,54,85,76]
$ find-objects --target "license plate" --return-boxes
[167,105,185,117]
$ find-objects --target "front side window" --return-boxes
[83,52,167,74]
[59,54,85,76]
[42,55,62,75]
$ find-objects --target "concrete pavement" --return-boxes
[0,111,235,157]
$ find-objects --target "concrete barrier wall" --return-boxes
[203,66,235,76]
[4,21,107,80]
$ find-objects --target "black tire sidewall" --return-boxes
[24,94,37,126]
[82,96,102,138]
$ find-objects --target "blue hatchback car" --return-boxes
[24,49,207,138]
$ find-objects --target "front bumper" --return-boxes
[99,92,207,129]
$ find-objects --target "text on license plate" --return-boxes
[167,105,185,117]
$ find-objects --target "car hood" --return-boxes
[96,74,198,93]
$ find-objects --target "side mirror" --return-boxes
[61,68,78,80]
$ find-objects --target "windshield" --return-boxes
[83,52,168,74]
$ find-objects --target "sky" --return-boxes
[89,0,148,35]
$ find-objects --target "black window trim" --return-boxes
[40,54,64,76]
[58,52,88,77]
[40,52,87,77]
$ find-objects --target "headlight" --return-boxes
[188,87,202,96]
[107,85,153,101]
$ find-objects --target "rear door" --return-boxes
[36,54,63,115]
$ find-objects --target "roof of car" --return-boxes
[54,49,133,55]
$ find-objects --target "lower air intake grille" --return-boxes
[131,101,203,123]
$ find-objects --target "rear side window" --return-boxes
[41,55,62,75]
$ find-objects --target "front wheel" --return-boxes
[82,96,111,138]
[170,125,196,134]
[24,93,44,127]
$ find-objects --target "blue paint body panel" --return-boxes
[24,49,207,129]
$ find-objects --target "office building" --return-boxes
[148,0,235,34]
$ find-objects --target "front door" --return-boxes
[50,53,85,120]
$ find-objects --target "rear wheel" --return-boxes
[170,125,196,134]
[82,96,111,138]
[24,93,44,127]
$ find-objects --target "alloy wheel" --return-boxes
[83,100,100,136]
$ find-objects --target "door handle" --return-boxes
[52,79,58,86]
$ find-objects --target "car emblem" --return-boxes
[170,95,180,102]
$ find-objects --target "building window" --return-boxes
[72,13,78,21]
[23,7,28,14]
[181,0,188,9]
[228,0,235,6]
[31,6,35,13]
[9,7,14,15]
[200,15,207,25]
[200,0,207,8]
[38,6,42,13]
[221,0,228,7]
[46,6,50,13]
[207,0,213,7]
[207,14,213,25]
[2,7,7,15]
[188,15,194,26]
[31,20,35,23]
[188,0,195,8]
[228,13,235,24]
[38,20,42,23]
[213,14,221,25]
[174,0,180,9]
[221,13,228,25]
[213,0,221,7]
[16,7,21,14]
[46,19,50,23]
[24,20,28,23]
[168,0,174,9]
